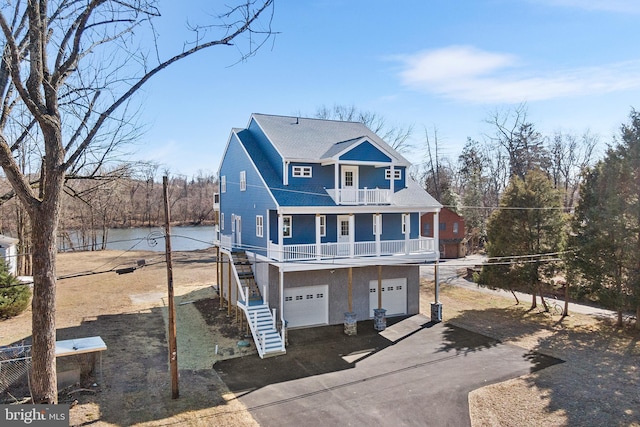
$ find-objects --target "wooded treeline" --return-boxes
[0,167,217,261]
[415,104,598,252]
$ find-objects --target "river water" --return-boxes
[59,225,216,252]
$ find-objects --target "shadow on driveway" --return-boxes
[215,315,563,427]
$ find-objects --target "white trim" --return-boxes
[219,129,279,208]
[220,213,225,230]
[277,205,441,215]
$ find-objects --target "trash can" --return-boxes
[344,312,357,336]
[373,308,387,331]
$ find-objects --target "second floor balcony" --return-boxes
[267,237,435,262]
[326,188,391,205]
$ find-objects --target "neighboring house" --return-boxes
[214,114,442,358]
[0,234,19,276]
[421,207,466,259]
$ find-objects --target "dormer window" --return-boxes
[385,169,401,180]
[292,166,312,178]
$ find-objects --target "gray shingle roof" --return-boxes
[251,113,410,165]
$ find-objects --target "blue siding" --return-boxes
[355,214,375,241]
[248,118,283,179]
[219,134,276,254]
[381,213,404,241]
[339,140,391,162]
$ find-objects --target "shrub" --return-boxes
[0,259,30,318]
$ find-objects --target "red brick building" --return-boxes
[421,208,466,259]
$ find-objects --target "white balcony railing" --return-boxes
[267,237,435,262]
[326,188,391,205]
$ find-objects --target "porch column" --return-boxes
[389,165,395,194]
[277,214,284,262]
[279,268,285,325]
[349,214,355,258]
[431,260,442,322]
[375,214,381,256]
[431,209,442,322]
[433,210,440,258]
[316,214,322,260]
[335,162,340,204]
[404,213,410,255]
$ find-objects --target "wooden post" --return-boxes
[377,265,382,309]
[163,176,179,399]
[216,247,220,305]
[564,282,569,317]
[348,267,353,312]
[227,258,232,317]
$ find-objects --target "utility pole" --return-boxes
[163,176,179,399]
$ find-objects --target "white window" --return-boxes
[292,166,312,178]
[220,213,224,230]
[319,215,326,237]
[283,216,292,238]
[385,169,402,180]
[256,215,264,238]
[231,214,235,232]
[373,214,381,235]
[453,222,459,234]
[221,175,226,193]
[240,171,246,191]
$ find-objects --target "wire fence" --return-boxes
[0,344,31,398]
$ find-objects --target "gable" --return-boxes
[339,140,392,163]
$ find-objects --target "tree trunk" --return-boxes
[636,306,640,330]
[616,310,623,328]
[530,292,537,310]
[29,204,61,403]
[510,289,520,305]
[27,127,65,404]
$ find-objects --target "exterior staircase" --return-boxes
[230,251,286,358]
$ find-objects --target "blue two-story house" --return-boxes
[215,113,442,358]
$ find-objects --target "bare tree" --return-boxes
[548,130,598,210]
[486,104,550,180]
[314,104,415,153]
[0,0,275,403]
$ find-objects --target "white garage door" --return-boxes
[369,278,407,317]
[284,285,329,328]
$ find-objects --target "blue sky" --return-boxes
[136,0,640,177]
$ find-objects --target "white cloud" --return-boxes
[397,46,640,104]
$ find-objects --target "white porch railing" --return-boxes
[326,188,391,205]
[220,234,232,251]
[268,237,435,262]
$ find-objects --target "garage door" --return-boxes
[284,285,329,328]
[369,278,407,317]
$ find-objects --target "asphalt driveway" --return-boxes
[215,314,561,426]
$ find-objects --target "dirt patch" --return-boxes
[0,248,258,427]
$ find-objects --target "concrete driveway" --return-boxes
[215,314,561,426]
